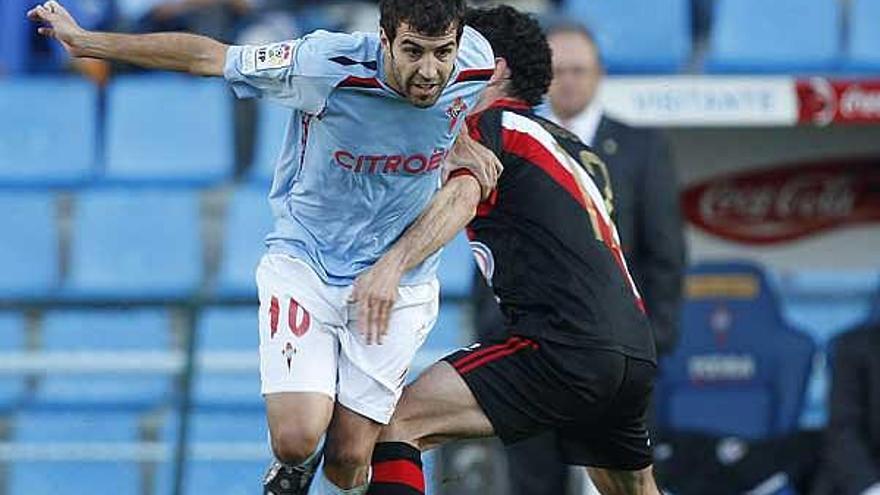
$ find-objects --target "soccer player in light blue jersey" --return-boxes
[29,1,499,494]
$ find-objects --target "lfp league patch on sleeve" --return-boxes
[254,41,296,71]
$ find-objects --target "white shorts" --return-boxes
[255,253,439,424]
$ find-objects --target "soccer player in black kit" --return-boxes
[350,6,661,495]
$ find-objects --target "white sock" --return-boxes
[306,467,368,495]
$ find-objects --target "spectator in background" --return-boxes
[824,323,880,495]
[116,0,251,41]
[471,19,686,495]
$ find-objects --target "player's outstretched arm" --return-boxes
[352,174,482,344]
[27,0,227,76]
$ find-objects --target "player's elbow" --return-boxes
[189,42,228,76]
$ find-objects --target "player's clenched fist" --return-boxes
[27,1,84,57]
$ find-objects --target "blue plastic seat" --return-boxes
[193,307,261,409]
[563,0,691,73]
[0,0,31,74]
[216,186,273,297]
[105,76,233,184]
[846,0,880,72]
[9,412,141,495]
[656,261,815,438]
[420,303,467,367]
[33,310,173,409]
[65,189,203,299]
[154,412,270,495]
[438,232,475,298]
[250,101,293,182]
[0,312,26,411]
[707,0,841,73]
[0,79,97,185]
[0,192,59,297]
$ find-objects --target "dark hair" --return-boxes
[544,19,603,65]
[465,6,552,106]
[380,0,466,43]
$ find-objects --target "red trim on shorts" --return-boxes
[451,336,539,375]
[456,338,536,375]
[450,337,518,370]
[372,459,426,493]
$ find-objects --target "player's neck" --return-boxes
[472,86,508,114]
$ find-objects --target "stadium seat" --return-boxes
[656,261,815,439]
[216,185,273,297]
[192,307,261,409]
[250,101,292,182]
[0,0,30,74]
[871,281,880,325]
[0,79,97,185]
[0,192,59,297]
[706,0,841,73]
[105,76,234,184]
[9,412,142,495]
[563,0,691,73]
[420,302,472,357]
[775,270,878,427]
[64,188,203,299]
[846,0,880,72]
[0,312,27,411]
[438,232,475,298]
[33,310,173,409]
[155,412,270,495]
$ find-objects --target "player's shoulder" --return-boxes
[295,30,381,78]
[456,26,495,71]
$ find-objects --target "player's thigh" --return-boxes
[586,465,660,495]
[337,280,438,424]
[382,361,494,451]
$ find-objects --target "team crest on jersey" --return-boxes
[470,241,495,285]
[283,342,296,373]
[446,97,469,132]
[255,41,294,71]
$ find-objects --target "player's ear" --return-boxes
[379,28,391,53]
[488,57,511,86]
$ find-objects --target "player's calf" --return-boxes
[587,465,661,495]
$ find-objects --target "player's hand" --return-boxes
[350,257,405,345]
[447,125,502,200]
[27,1,85,57]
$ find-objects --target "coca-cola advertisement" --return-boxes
[797,78,880,126]
[681,157,880,245]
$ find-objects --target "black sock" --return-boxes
[367,441,424,495]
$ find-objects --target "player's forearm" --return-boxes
[72,31,227,76]
[385,175,481,273]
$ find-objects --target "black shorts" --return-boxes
[442,335,656,470]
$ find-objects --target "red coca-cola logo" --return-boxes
[798,78,880,125]
[682,158,880,244]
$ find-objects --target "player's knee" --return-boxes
[324,438,372,471]
[271,425,322,465]
[380,404,425,447]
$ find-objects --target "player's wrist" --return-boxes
[67,28,94,56]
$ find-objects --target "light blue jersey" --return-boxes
[224,27,493,285]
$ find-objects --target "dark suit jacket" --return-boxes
[472,114,686,356]
[826,325,880,495]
